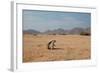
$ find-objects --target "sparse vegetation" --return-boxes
[80,32,90,36]
[61,33,67,35]
[23,34,91,62]
[32,34,37,36]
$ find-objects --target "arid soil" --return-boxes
[23,34,91,62]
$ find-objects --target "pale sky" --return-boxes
[23,10,91,32]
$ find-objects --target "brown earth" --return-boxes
[23,34,91,62]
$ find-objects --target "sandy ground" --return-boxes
[23,34,91,62]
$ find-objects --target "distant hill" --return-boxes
[85,27,91,33]
[23,27,91,35]
[23,29,41,34]
[69,27,84,34]
[44,28,68,35]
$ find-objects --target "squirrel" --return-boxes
[48,40,56,50]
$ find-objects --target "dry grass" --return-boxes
[23,34,91,62]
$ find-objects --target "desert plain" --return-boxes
[23,34,91,62]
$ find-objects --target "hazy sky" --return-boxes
[23,10,91,32]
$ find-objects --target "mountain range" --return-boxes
[23,27,90,35]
